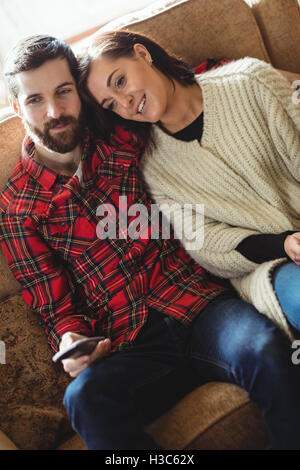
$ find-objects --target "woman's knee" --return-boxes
[222,308,293,389]
[273,262,300,330]
[192,297,284,364]
[211,298,289,365]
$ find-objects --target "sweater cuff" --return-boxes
[236,231,295,263]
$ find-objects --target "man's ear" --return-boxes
[9,96,22,118]
[133,43,152,63]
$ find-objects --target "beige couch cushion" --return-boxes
[146,382,269,450]
[0,113,24,299]
[249,0,300,72]
[100,0,270,66]
[58,381,269,450]
[0,293,73,450]
[0,430,18,450]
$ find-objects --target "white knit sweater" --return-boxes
[140,57,300,339]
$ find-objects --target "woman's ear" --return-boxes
[133,43,152,64]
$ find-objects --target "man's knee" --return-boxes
[63,364,110,413]
[63,361,127,417]
[63,369,94,415]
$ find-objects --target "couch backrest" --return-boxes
[100,0,271,66]
[249,0,300,73]
[0,113,25,298]
[100,0,300,72]
[0,114,24,194]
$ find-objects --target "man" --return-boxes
[1,35,300,450]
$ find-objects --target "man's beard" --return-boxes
[23,111,85,154]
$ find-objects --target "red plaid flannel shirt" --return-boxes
[0,61,230,353]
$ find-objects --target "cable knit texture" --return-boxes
[140,57,300,339]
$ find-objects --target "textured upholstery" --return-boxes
[100,0,270,66]
[249,0,300,72]
[0,115,24,299]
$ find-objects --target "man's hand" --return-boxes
[59,332,111,378]
[284,232,300,265]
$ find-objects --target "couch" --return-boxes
[0,0,299,451]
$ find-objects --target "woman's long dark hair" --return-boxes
[78,30,195,147]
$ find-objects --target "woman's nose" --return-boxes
[119,94,133,109]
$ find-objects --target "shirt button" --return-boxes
[119,164,124,170]
[60,222,66,227]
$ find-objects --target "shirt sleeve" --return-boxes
[194,58,232,74]
[0,213,97,352]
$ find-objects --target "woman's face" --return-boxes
[87,44,174,123]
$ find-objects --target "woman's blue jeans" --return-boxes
[273,261,300,331]
[64,281,300,450]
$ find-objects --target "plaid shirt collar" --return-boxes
[21,129,91,191]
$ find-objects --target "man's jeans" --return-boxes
[64,291,300,450]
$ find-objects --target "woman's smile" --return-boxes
[137,94,146,115]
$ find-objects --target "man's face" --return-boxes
[12,57,83,153]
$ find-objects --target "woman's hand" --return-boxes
[284,233,300,265]
[59,332,111,378]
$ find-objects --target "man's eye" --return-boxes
[28,97,42,105]
[58,88,71,95]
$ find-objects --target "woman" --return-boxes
[78,30,300,340]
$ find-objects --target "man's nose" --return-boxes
[46,100,63,119]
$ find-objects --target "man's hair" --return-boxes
[4,35,79,100]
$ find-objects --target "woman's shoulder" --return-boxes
[195,57,273,83]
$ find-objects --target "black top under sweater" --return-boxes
[169,113,293,263]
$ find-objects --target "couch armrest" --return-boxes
[0,430,18,450]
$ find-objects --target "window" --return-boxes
[0,0,159,106]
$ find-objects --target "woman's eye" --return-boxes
[115,76,125,88]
